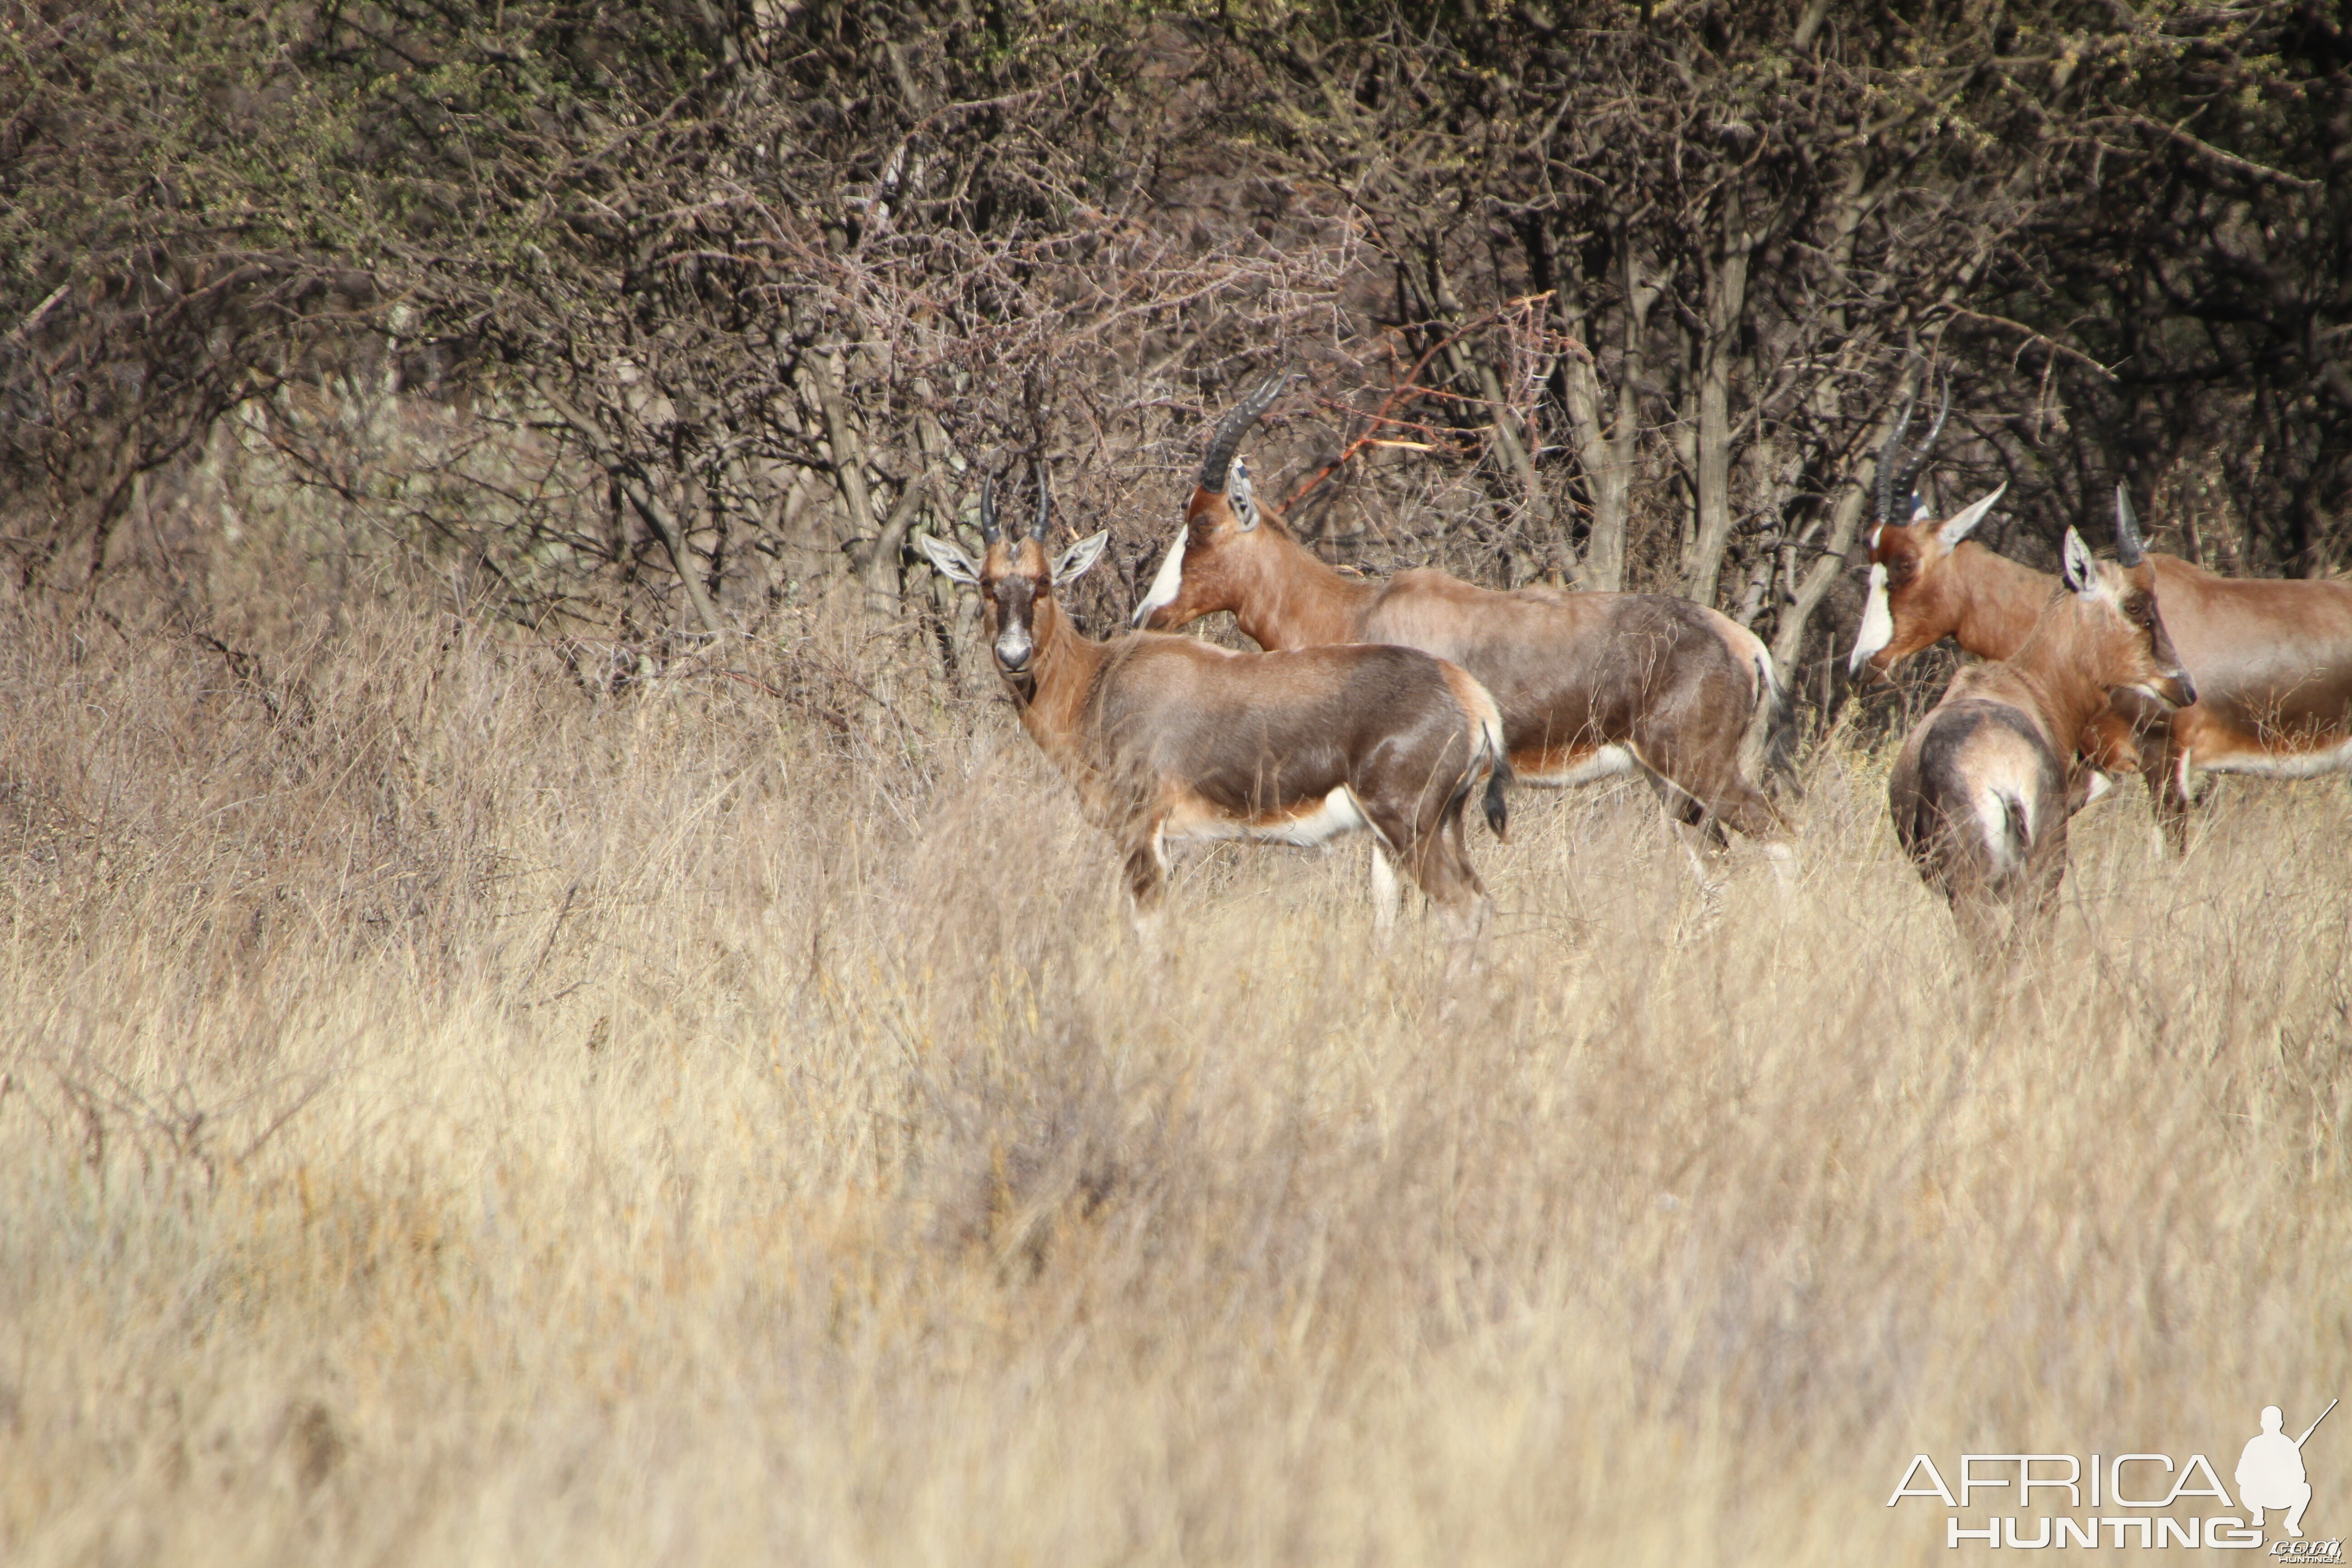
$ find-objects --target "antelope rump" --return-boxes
[1887,492,2194,949]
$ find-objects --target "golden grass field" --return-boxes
[2,588,2347,1565]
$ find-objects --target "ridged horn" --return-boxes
[1197,372,1294,494]
[1031,461,1052,542]
[1877,372,1952,525]
[2115,483,2146,567]
[978,471,1000,545]
[1875,392,1915,526]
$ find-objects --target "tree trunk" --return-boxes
[1542,223,1646,593]
[1681,185,1751,609]
[808,348,879,576]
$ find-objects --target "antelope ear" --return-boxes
[1230,457,1260,531]
[1052,530,1111,589]
[916,531,980,585]
[2061,527,2099,598]
[1935,482,2007,553]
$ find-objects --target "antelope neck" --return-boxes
[1008,595,1109,772]
[2004,598,2128,750]
[1233,532,1377,651]
[1950,544,2055,662]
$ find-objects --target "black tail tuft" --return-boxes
[2000,792,2031,866]
[1483,758,1512,842]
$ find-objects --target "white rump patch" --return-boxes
[1132,528,1188,626]
[1975,788,2031,872]
[1848,564,1893,674]
[2199,735,2352,779]
[2081,771,2115,807]
[1521,744,1637,788]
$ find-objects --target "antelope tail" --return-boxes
[1484,757,1513,842]
[1996,791,2032,879]
[1466,691,1512,842]
[1744,651,1803,798]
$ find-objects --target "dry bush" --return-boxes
[1,566,2347,1564]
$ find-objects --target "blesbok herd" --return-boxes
[915,374,2350,961]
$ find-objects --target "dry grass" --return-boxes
[1,587,2347,1567]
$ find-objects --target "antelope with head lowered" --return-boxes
[1134,376,1795,866]
[917,464,1510,958]
[1887,490,2195,946]
[1852,398,2352,852]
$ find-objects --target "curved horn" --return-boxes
[1030,461,1052,542]
[2114,483,2146,567]
[1876,392,1916,526]
[1197,371,1293,494]
[978,471,1001,546]
[1892,374,1951,518]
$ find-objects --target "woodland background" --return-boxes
[6,7,2352,1564]
[7,0,2350,708]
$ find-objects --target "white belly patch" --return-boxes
[1521,744,1637,788]
[1163,785,1373,851]
[2195,735,2352,779]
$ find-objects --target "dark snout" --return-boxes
[2140,611,2195,710]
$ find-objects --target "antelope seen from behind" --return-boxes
[1888,491,2194,947]
[1852,399,2352,853]
[1133,376,1795,865]
[917,466,1510,959]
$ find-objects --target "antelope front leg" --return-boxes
[1368,843,1401,945]
[2148,737,2194,858]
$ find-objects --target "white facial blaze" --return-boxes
[994,622,1033,670]
[1849,564,1894,674]
[1132,527,1188,626]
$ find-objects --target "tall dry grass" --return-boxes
[1,583,2346,1566]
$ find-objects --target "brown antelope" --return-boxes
[1132,376,1795,865]
[917,465,1510,956]
[1887,495,2195,946]
[1852,402,2352,852]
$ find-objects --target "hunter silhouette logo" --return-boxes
[1887,1396,2340,1551]
[2241,1400,2335,1540]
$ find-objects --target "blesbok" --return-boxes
[917,465,1510,957]
[1851,403,2352,852]
[1132,376,1795,864]
[1887,495,2195,946]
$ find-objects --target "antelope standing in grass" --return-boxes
[918,465,1510,959]
[1887,493,2194,946]
[1852,401,2352,853]
[1133,376,1796,868]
